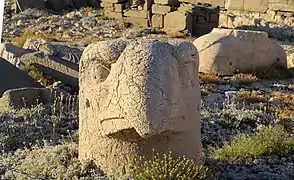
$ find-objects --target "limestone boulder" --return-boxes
[79,39,203,177]
[19,52,79,88]
[0,43,33,67]
[193,28,287,75]
[0,88,68,111]
[0,57,42,96]
[164,11,193,35]
[23,38,48,51]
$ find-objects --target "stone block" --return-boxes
[151,14,164,28]
[143,0,154,10]
[154,0,179,6]
[114,3,126,12]
[124,17,150,27]
[179,0,225,7]
[102,0,127,3]
[100,2,113,8]
[225,0,244,10]
[268,0,294,12]
[244,0,268,12]
[0,88,69,111]
[164,11,193,34]
[152,4,172,15]
[105,11,124,19]
[124,10,149,18]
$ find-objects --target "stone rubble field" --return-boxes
[0,4,294,180]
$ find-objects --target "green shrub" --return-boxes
[1,143,106,180]
[210,125,294,163]
[128,150,208,180]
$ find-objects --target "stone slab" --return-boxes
[105,11,124,19]
[179,0,225,7]
[152,4,172,15]
[123,17,150,27]
[225,0,244,10]
[154,0,179,6]
[151,14,164,28]
[268,0,294,12]
[124,10,149,18]
[244,0,268,12]
[114,3,126,12]
[100,2,114,8]
[102,0,127,3]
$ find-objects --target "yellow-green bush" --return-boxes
[128,150,208,180]
[210,126,294,163]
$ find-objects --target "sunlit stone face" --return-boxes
[79,39,203,176]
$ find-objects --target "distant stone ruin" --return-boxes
[78,38,203,176]
[101,0,294,37]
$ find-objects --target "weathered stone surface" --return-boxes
[268,0,294,12]
[114,3,126,12]
[154,0,179,6]
[180,0,225,7]
[151,14,164,28]
[225,0,244,10]
[0,43,33,66]
[103,0,127,3]
[164,11,192,33]
[38,43,83,64]
[244,0,268,12]
[0,57,42,96]
[100,2,114,8]
[287,53,294,68]
[105,11,124,19]
[193,28,287,75]
[0,88,68,111]
[79,39,203,177]
[123,10,149,18]
[23,38,48,51]
[124,17,150,27]
[152,4,172,15]
[20,52,79,88]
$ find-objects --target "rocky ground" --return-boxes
[0,5,294,180]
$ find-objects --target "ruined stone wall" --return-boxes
[101,0,294,38]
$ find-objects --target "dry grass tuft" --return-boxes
[199,73,222,84]
[231,73,258,85]
[11,28,63,47]
[237,90,268,103]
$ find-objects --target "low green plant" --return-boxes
[210,125,294,163]
[128,150,208,180]
[231,73,258,85]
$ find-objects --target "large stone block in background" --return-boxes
[78,38,203,177]
[0,88,68,111]
[193,28,287,75]
[0,43,33,66]
[179,0,225,7]
[20,52,79,88]
[164,11,193,34]
[244,0,268,12]
[268,0,294,12]
[0,57,42,96]
[225,0,244,10]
